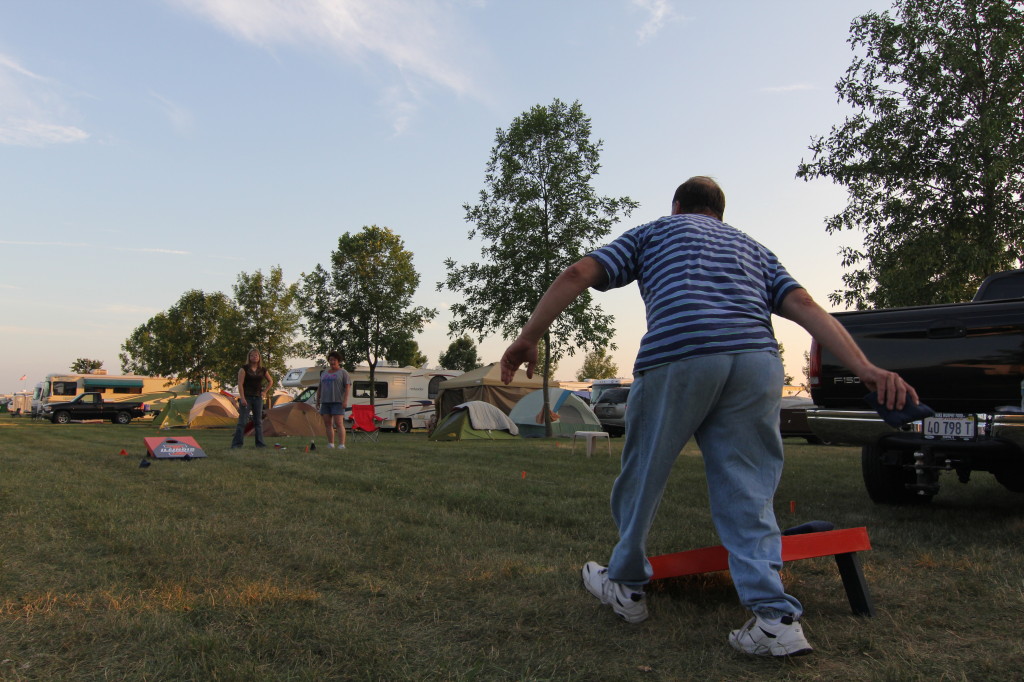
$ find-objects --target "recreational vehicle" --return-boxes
[281,365,463,432]
[31,371,184,417]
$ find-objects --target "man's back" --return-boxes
[589,214,801,373]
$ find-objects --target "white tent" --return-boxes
[509,388,602,437]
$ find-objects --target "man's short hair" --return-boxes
[673,176,725,220]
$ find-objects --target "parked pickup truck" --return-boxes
[43,392,148,425]
[807,269,1024,504]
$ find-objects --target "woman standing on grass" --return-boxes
[231,349,274,449]
[316,351,350,449]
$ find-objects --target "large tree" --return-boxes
[439,99,637,434]
[439,336,481,372]
[576,348,618,381]
[223,265,302,380]
[299,226,436,406]
[797,0,1024,309]
[120,290,236,391]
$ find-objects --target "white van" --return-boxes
[281,365,463,433]
[589,377,634,405]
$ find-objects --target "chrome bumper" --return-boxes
[808,409,1024,450]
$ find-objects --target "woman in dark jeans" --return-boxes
[231,349,274,448]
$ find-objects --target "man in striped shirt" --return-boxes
[500,176,917,657]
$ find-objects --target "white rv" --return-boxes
[281,365,463,433]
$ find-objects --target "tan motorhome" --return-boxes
[31,370,185,416]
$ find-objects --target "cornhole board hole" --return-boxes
[144,436,207,460]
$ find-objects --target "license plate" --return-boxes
[923,413,977,441]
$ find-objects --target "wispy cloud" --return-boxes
[150,92,195,136]
[760,83,815,93]
[1,240,189,255]
[115,247,191,255]
[0,53,89,147]
[166,0,479,131]
[631,0,680,43]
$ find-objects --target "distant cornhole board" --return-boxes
[143,436,208,460]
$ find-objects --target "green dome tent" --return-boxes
[428,402,519,441]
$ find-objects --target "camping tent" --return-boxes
[428,401,519,441]
[154,396,198,429]
[188,392,239,428]
[245,401,325,437]
[434,363,552,420]
[509,388,603,437]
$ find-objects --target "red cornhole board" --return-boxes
[144,436,207,460]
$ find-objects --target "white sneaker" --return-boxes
[328,443,335,449]
[581,561,647,624]
[337,444,346,450]
[728,614,813,657]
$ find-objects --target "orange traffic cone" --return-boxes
[119,448,129,457]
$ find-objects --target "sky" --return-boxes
[0,0,890,395]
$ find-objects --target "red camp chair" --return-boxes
[350,404,384,442]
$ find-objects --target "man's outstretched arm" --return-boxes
[778,287,919,410]
[500,256,608,384]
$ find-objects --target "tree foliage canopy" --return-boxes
[797,0,1024,308]
[438,336,482,372]
[298,226,436,402]
[120,290,237,391]
[439,98,637,386]
[70,358,103,374]
[576,348,618,382]
[224,266,302,379]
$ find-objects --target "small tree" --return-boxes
[387,336,428,368]
[223,265,302,381]
[779,343,795,385]
[70,358,103,374]
[576,348,618,381]
[439,336,482,372]
[120,290,235,392]
[299,226,436,406]
[440,99,638,435]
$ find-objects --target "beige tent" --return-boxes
[245,401,325,437]
[188,392,239,428]
[435,363,554,419]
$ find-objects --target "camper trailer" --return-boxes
[281,365,463,432]
[31,371,184,417]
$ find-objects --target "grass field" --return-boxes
[1,416,1023,681]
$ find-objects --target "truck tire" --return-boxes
[52,411,71,425]
[396,419,412,434]
[114,411,132,425]
[861,444,932,504]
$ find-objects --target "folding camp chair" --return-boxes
[350,404,384,443]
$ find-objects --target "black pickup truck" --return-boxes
[44,392,148,425]
[807,270,1024,504]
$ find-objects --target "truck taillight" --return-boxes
[808,339,822,386]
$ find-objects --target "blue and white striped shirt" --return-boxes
[588,214,802,374]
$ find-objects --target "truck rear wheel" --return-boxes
[114,411,132,425]
[862,444,933,504]
[993,467,1024,493]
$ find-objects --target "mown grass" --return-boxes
[1,416,1023,681]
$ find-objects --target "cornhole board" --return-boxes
[649,527,875,616]
[144,436,207,460]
